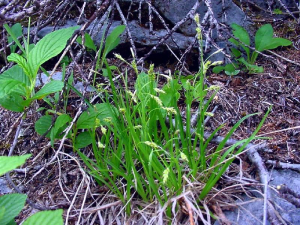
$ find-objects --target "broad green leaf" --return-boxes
[0,194,27,225]
[255,24,274,51]
[35,115,52,137]
[0,154,31,176]
[212,66,225,74]
[0,207,4,222]
[230,47,241,58]
[7,53,31,77]
[135,72,154,102]
[0,79,26,98]
[0,65,30,86]
[94,103,119,124]
[264,37,292,50]
[231,23,250,46]
[23,209,63,225]
[7,219,17,225]
[74,132,93,149]
[54,114,72,137]
[32,80,64,100]
[77,33,97,51]
[160,79,181,107]
[103,25,125,57]
[0,66,29,98]
[76,111,96,129]
[28,26,79,76]
[103,38,120,57]
[225,70,240,76]
[0,93,28,112]
[230,23,250,59]
[238,58,264,73]
[224,63,240,76]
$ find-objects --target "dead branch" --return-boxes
[266,160,300,172]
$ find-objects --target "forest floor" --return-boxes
[0,5,300,225]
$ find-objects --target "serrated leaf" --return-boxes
[32,80,64,100]
[76,111,96,129]
[0,79,26,98]
[7,53,31,77]
[0,193,27,225]
[0,92,28,112]
[28,26,79,76]
[0,66,29,98]
[23,209,63,225]
[0,65,30,86]
[74,132,93,149]
[35,115,52,137]
[0,154,31,176]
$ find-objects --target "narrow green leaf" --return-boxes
[0,193,27,225]
[32,80,64,100]
[4,24,25,54]
[23,209,63,225]
[28,26,79,75]
[7,23,22,44]
[8,23,23,53]
[0,154,31,176]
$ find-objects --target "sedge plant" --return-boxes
[72,14,270,218]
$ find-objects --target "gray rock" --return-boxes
[36,71,93,92]
[0,178,12,194]
[214,169,300,225]
[152,0,250,37]
[90,20,196,50]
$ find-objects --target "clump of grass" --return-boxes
[75,14,270,216]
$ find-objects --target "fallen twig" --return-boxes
[266,160,300,172]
